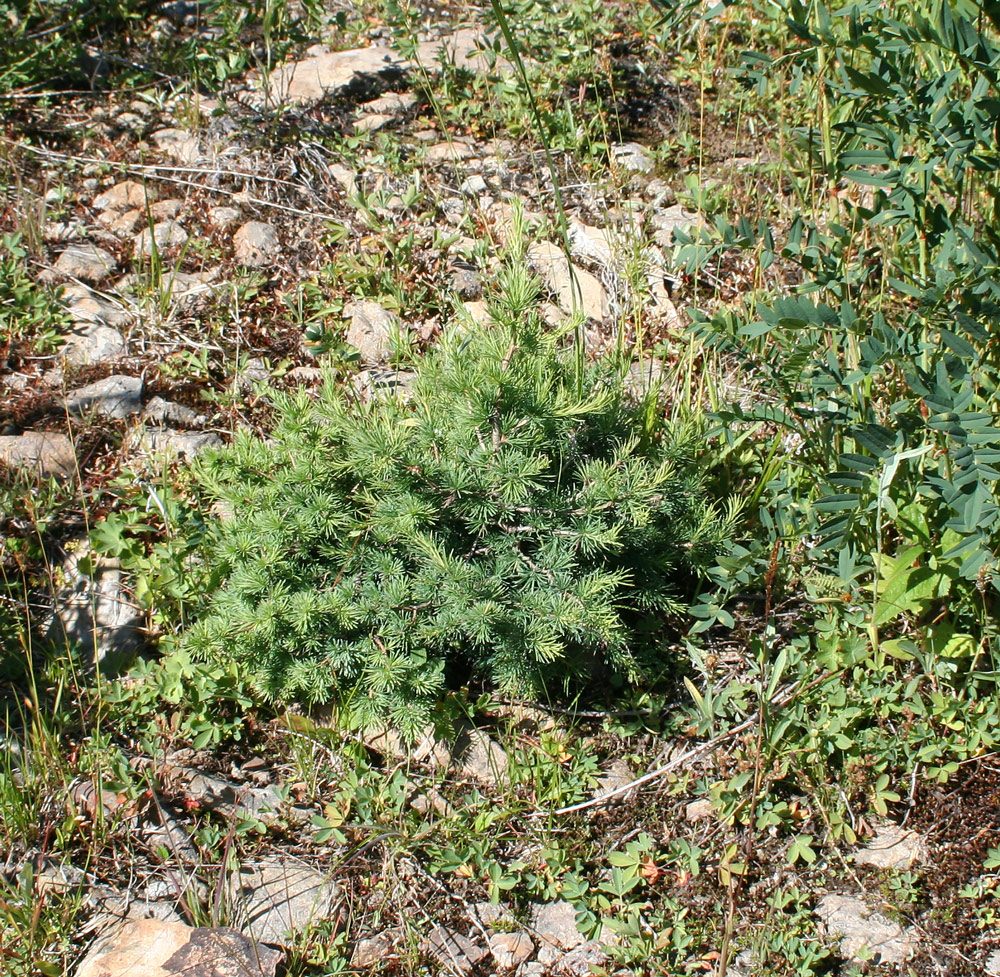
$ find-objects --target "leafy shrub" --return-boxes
[181,261,735,735]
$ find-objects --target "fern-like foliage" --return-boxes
[184,262,734,735]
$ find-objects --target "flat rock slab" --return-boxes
[53,243,118,283]
[854,823,927,871]
[255,45,406,106]
[48,546,143,670]
[64,375,142,420]
[815,893,918,965]
[76,918,281,977]
[61,323,127,368]
[345,299,398,364]
[134,220,189,257]
[489,932,534,969]
[93,180,154,212]
[151,128,202,164]
[527,242,608,320]
[227,859,339,947]
[132,429,223,461]
[0,432,75,478]
[233,222,281,268]
[423,925,487,974]
[610,141,654,174]
[531,900,584,952]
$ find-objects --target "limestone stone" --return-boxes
[354,113,396,134]
[62,283,131,328]
[76,919,281,977]
[60,323,127,367]
[134,220,188,257]
[233,221,281,268]
[527,241,608,320]
[227,859,339,947]
[815,893,919,965]
[490,932,535,969]
[75,917,192,977]
[426,140,478,163]
[53,243,118,283]
[133,429,223,460]
[143,397,205,427]
[64,375,143,420]
[0,432,75,478]
[150,198,185,219]
[610,141,654,174]
[344,300,398,364]
[93,180,153,212]
[256,45,406,107]
[854,823,927,871]
[424,925,487,974]
[531,900,583,952]
[48,545,143,672]
[208,205,241,228]
[150,127,201,164]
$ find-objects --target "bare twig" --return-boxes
[533,669,838,818]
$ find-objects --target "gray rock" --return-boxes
[62,283,131,328]
[53,243,118,283]
[527,242,608,320]
[134,220,188,257]
[853,823,927,871]
[490,932,534,969]
[44,220,85,243]
[184,770,284,823]
[76,918,281,977]
[358,91,417,116]
[424,925,487,974]
[208,205,241,228]
[255,45,406,107]
[344,300,398,364]
[233,221,281,268]
[227,858,339,948]
[460,174,488,195]
[150,127,201,164]
[814,893,918,965]
[143,396,205,427]
[414,27,521,77]
[650,204,702,247]
[452,726,509,783]
[352,930,399,968]
[610,142,654,174]
[133,429,222,460]
[426,140,478,164]
[987,948,1000,976]
[64,375,143,420]
[550,939,608,975]
[593,758,633,800]
[354,112,396,134]
[48,545,143,671]
[149,198,184,219]
[60,323,127,367]
[93,180,153,212]
[468,902,517,930]
[75,917,192,977]
[450,262,481,299]
[143,803,199,863]
[328,164,358,193]
[568,221,615,270]
[531,901,583,952]
[108,208,143,236]
[0,432,75,478]
[685,798,714,823]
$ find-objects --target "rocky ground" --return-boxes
[3,3,1000,976]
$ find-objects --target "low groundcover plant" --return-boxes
[182,262,735,736]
